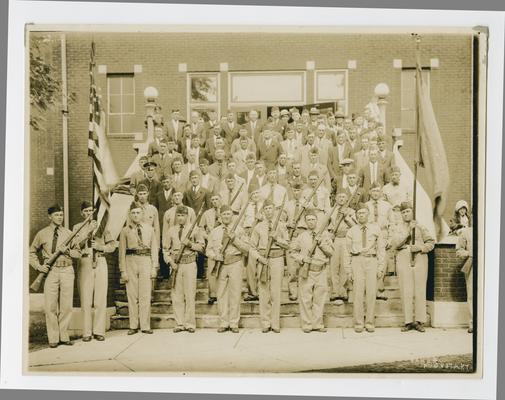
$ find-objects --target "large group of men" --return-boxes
[30,104,474,347]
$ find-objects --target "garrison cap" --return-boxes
[304,208,318,218]
[370,183,382,190]
[175,205,188,215]
[262,199,274,208]
[199,158,210,166]
[80,201,93,211]
[225,172,235,180]
[160,173,171,182]
[390,166,401,174]
[136,184,149,193]
[220,205,233,214]
[308,169,319,178]
[400,201,413,211]
[356,202,369,212]
[144,160,158,168]
[48,204,63,215]
[130,201,142,211]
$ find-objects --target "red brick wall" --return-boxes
[428,244,468,302]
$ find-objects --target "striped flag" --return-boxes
[416,62,450,239]
[88,41,119,234]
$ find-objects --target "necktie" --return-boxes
[374,200,379,222]
[137,224,143,247]
[218,165,223,180]
[294,201,300,220]
[193,186,197,194]
[51,226,59,254]
[361,225,367,249]
[178,224,184,241]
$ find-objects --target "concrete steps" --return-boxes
[111,275,416,330]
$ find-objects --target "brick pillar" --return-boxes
[427,241,470,327]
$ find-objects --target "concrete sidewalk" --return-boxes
[28,327,472,373]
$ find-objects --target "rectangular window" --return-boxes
[314,70,348,115]
[229,71,306,106]
[107,74,135,134]
[188,73,220,121]
[401,68,430,131]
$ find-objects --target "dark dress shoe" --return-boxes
[313,327,327,333]
[261,327,271,333]
[468,327,474,333]
[207,297,217,305]
[376,294,388,301]
[127,329,138,335]
[329,296,339,302]
[142,329,154,334]
[49,343,59,348]
[401,323,414,332]
[217,327,228,333]
[302,329,312,333]
[93,335,105,341]
[173,326,185,333]
[272,328,280,333]
[82,336,92,342]
[244,295,258,302]
[288,295,298,301]
[230,327,239,333]
[60,341,73,346]
[365,325,375,333]
[186,328,195,333]
[414,322,425,332]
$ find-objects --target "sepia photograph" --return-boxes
[1,1,503,398]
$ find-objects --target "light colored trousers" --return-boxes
[285,253,299,299]
[298,268,328,330]
[351,256,377,328]
[217,261,243,329]
[258,257,284,330]
[44,265,74,344]
[171,262,197,329]
[464,268,473,328]
[396,249,428,324]
[206,259,218,298]
[125,255,152,331]
[246,256,258,296]
[78,257,108,337]
[329,237,350,298]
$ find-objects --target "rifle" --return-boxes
[211,196,251,278]
[30,214,93,292]
[259,193,287,283]
[229,181,245,210]
[289,172,327,240]
[172,205,206,282]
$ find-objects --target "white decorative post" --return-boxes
[144,86,159,144]
[374,82,390,134]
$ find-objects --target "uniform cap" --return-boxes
[48,204,63,215]
[130,201,142,211]
[144,161,158,168]
[199,158,210,166]
[262,199,274,208]
[220,205,233,214]
[80,201,93,211]
[304,208,318,218]
[335,112,345,119]
[356,202,369,212]
[400,201,413,211]
[160,174,171,182]
[370,183,382,190]
[176,205,188,215]
[290,107,300,114]
[225,172,235,180]
[136,184,149,193]
[336,188,348,196]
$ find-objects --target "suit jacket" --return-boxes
[166,119,184,144]
[243,120,264,144]
[221,121,241,147]
[148,137,167,156]
[189,122,207,146]
[138,177,162,205]
[152,152,180,176]
[379,149,395,172]
[256,139,283,168]
[183,145,209,165]
[314,137,333,166]
[359,162,389,200]
[327,143,353,180]
[183,186,211,213]
[152,188,174,229]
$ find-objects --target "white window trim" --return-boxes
[400,69,431,131]
[107,74,136,135]
[313,69,349,115]
[187,72,221,120]
[227,71,307,108]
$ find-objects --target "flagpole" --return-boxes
[411,34,421,259]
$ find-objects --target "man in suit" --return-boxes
[166,109,184,146]
[183,134,208,165]
[269,106,284,134]
[242,110,263,143]
[347,126,361,154]
[171,156,189,194]
[205,125,225,162]
[327,130,353,182]
[254,159,268,188]
[152,140,174,177]
[221,110,241,148]
[287,161,307,194]
[377,134,395,173]
[148,126,168,156]
[359,147,389,201]
[204,109,219,139]
[257,129,284,169]
[199,158,219,195]
[189,111,207,146]
[239,153,259,190]
[179,124,195,161]
[334,158,355,192]
[315,124,332,166]
[281,127,302,166]
[208,148,229,181]
[183,169,211,213]
[152,174,174,280]
[138,161,162,205]
[298,131,317,174]
[353,133,370,173]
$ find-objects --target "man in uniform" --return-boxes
[199,193,223,305]
[290,209,334,333]
[249,200,289,333]
[456,226,473,333]
[29,204,80,347]
[301,170,331,229]
[391,202,435,332]
[135,184,160,240]
[162,191,197,243]
[346,205,386,333]
[163,206,205,333]
[328,190,356,305]
[258,167,288,208]
[73,201,115,342]
[365,184,393,300]
[206,205,250,333]
[138,161,162,204]
[119,202,159,335]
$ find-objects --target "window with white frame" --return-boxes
[229,72,306,106]
[188,73,220,121]
[401,68,430,131]
[314,70,348,115]
[107,74,135,134]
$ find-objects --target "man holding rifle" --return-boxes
[72,201,115,342]
[29,204,81,348]
[290,209,334,333]
[163,206,205,333]
[206,205,250,333]
[250,199,289,333]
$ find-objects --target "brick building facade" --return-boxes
[28,30,476,323]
